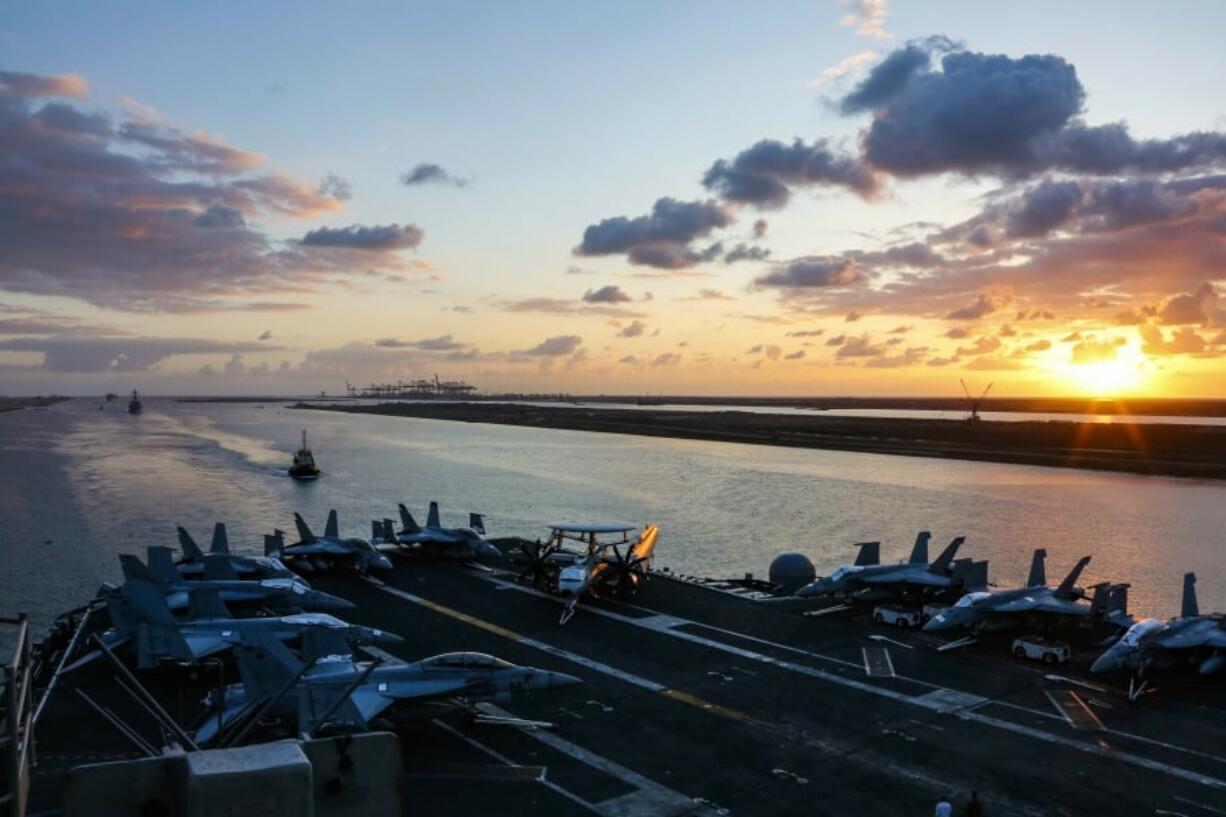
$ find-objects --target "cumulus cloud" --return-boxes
[618,320,647,338]
[785,350,805,360]
[945,294,999,320]
[836,334,884,357]
[521,335,583,356]
[0,69,359,311]
[652,352,682,366]
[301,223,423,251]
[317,173,353,201]
[1159,283,1224,326]
[754,257,862,289]
[702,139,878,207]
[838,0,891,39]
[583,285,632,304]
[400,163,468,187]
[723,243,771,263]
[258,330,273,341]
[1139,324,1207,356]
[1070,336,1125,364]
[576,197,731,269]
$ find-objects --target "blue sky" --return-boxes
[2,1,1225,395]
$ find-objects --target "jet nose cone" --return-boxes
[795,580,830,598]
[543,670,583,690]
[480,542,503,559]
[315,592,356,611]
[375,629,406,646]
[375,555,394,571]
[923,612,956,632]
[1090,651,1120,674]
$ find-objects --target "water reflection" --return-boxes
[2,398,1223,646]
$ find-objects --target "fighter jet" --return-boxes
[194,632,583,744]
[923,549,1113,633]
[794,532,968,599]
[1091,573,1225,695]
[71,580,400,670]
[176,523,296,581]
[519,522,659,625]
[377,502,501,561]
[267,510,394,574]
[121,547,354,613]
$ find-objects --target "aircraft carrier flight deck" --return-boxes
[23,540,1226,817]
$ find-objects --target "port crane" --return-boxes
[960,379,993,422]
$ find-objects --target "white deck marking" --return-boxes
[431,719,596,813]
[1174,795,1226,815]
[476,703,709,817]
[862,646,895,678]
[1045,690,1105,731]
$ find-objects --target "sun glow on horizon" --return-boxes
[1056,344,1151,397]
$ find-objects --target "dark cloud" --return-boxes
[1005,179,1083,238]
[865,347,929,368]
[0,335,273,372]
[1159,283,1224,325]
[317,173,353,201]
[786,329,826,337]
[618,355,639,365]
[945,326,971,339]
[582,285,632,304]
[945,294,997,320]
[848,48,1085,176]
[258,330,272,341]
[618,320,647,338]
[826,334,846,346]
[301,223,423,251]
[576,198,731,269]
[400,163,468,187]
[0,70,357,311]
[723,243,771,264]
[785,350,805,360]
[652,352,681,366]
[1039,123,1226,176]
[701,139,878,206]
[501,297,645,319]
[845,310,862,322]
[375,334,466,351]
[521,335,583,356]
[836,334,885,357]
[753,219,768,238]
[753,257,862,289]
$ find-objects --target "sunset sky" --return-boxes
[3,1,1225,397]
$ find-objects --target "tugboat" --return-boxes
[288,429,321,480]
[127,389,142,414]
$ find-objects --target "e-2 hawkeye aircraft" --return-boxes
[265,510,394,574]
[194,631,582,745]
[1092,572,1225,699]
[518,522,660,625]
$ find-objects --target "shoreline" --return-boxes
[294,401,1226,479]
[0,396,70,414]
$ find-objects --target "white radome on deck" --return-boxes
[547,521,637,534]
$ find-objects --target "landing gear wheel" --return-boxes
[874,613,885,624]
[1013,646,1026,658]
[896,618,910,629]
[1042,652,1057,665]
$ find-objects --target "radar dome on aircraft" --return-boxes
[769,553,816,593]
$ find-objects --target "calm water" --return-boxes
[2,399,1224,649]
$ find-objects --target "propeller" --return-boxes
[518,540,553,589]
[603,545,650,599]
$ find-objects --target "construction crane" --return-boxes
[960,379,993,422]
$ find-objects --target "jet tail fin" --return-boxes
[908,531,931,564]
[104,591,142,638]
[928,536,965,574]
[1055,556,1092,599]
[147,546,180,584]
[853,541,880,567]
[371,520,384,543]
[398,504,421,535]
[1181,572,1199,618]
[1026,549,1047,588]
[202,553,238,581]
[120,554,166,587]
[210,523,230,555]
[294,513,316,544]
[265,530,285,557]
[383,519,396,543]
[324,510,339,540]
[469,513,486,535]
[178,527,204,561]
[950,559,989,592]
[121,579,178,626]
[187,588,231,620]
[233,631,303,700]
[427,501,441,529]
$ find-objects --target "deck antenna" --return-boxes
[961,379,993,422]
